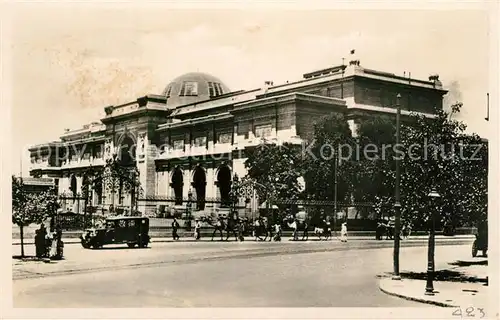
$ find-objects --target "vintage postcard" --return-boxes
[1,0,498,319]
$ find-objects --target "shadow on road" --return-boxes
[449,259,488,267]
[399,270,487,284]
[12,255,65,264]
[88,246,152,251]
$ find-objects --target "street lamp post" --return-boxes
[393,93,402,280]
[232,174,239,220]
[187,189,193,220]
[425,189,441,295]
[333,151,338,238]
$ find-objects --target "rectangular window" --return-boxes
[215,83,223,96]
[165,85,172,97]
[194,136,207,147]
[173,140,184,150]
[255,124,272,138]
[180,81,198,96]
[208,82,215,97]
[217,132,232,144]
[95,146,102,159]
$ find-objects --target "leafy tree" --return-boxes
[302,113,355,204]
[12,176,59,257]
[244,141,304,205]
[395,104,487,230]
[354,117,396,206]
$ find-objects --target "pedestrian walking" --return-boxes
[172,217,180,241]
[302,219,309,241]
[325,219,332,240]
[237,218,245,241]
[212,216,224,241]
[194,219,201,240]
[340,222,348,242]
[266,217,273,242]
[290,218,298,241]
[273,223,282,241]
[253,218,262,241]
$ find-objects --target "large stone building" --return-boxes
[28,59,447,217]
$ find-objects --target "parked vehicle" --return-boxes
[472,221,488,257]
[80,216,150,249]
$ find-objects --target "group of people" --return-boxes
[34,223,64,260]
[169,215,349,242]
[376,218,412,240]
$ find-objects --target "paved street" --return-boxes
[12,239,471,307]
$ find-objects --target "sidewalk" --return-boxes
[379,246,488,308]
[12,234,475,245]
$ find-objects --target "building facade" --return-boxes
[29,60,447,217]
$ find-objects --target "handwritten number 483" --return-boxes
[453,307,486,318]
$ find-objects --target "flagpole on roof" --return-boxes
[341,57,345,99]
[19,148,23,181]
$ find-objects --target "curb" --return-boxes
[378,278,457,308]
[12,235,474,246]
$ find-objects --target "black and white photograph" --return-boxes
[2,0,498,318]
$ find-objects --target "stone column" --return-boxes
[347,119,359,138]
[183,167,191,201]
[205,166,216,212]
[232,158,247,178]
[157,171,168,197]
[136,133,157,216]
[59,176,69,211]
[206,166,215,198]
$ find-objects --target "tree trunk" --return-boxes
[20,224,25,257]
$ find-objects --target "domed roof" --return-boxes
[162,72,231,108]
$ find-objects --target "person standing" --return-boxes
[302,218,309,241]
[340,222,348,242]
[35,227,44,258]
[194,219,201,240]
[172,217,180,241]
[273,222,282,241]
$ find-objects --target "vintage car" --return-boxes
[80,216,150,249]
[472,220,488,257]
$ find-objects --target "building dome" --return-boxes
[162,72,231,107]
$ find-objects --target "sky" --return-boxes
[6,2,493,176]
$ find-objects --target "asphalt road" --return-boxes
[12,239,471,307]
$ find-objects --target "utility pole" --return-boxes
[393,93,402,280]
[333,151,338,238]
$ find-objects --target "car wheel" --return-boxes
[472,241,478,257]
[127,243,136,248]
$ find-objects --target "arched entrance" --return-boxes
[171,166,184,205]
[192,165,206,210]
[94,178,103,205]
[216,165,232,207]
[116,135,138,209]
